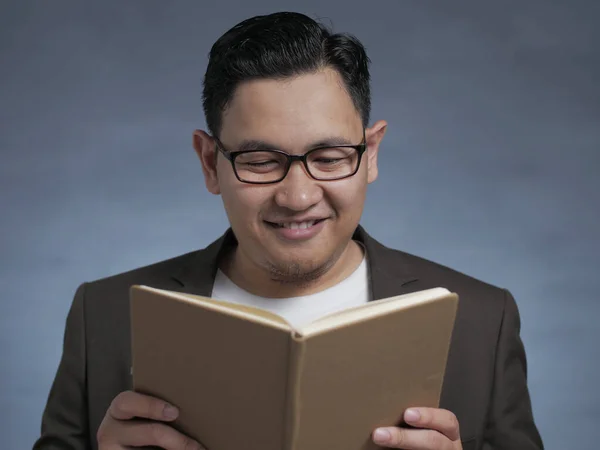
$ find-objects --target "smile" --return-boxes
[264,218,327,240]
[268,219,325,229]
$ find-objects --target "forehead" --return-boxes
[220,68,363,144]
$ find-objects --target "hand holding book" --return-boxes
[372,407,463,449]
[95,389,462,450]
[96,390,205,450]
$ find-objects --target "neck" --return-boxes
[220,240,364,298]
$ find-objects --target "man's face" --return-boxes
[197,68,384,283]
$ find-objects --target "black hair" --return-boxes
[202,11,371,137]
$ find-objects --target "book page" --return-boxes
[297,287,451,338]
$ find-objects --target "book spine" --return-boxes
[282,332,306,450]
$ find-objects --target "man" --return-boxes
[34,11,544,450]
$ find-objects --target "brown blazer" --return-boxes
[33,227,544,450]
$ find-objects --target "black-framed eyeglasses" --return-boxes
[214,131,367,184]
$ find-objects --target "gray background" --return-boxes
[1,1,598,448]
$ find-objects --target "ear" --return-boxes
[193,129,221,195]
[365,120,387,184]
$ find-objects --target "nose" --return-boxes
[273,162,323,211]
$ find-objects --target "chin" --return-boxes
[264,255,333,285]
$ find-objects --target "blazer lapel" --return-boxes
[170,229,237,297]
[353,226,422,301]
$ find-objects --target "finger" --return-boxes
[112,420,205,450]
[403,407,460,441]
[372,427,454,450]
[109,390,179,422]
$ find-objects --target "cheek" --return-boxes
[220,183,272,223]
[326,181,367,218]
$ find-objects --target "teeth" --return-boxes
[280,220,316,229]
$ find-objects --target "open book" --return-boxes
[130,285,458,450]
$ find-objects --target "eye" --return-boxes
[246,160,279,167]
[314,157,344,164]
[235,151,285,172]
[310,148,354,164]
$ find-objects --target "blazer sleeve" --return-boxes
[33,283,91,450]
[482,290,544,449]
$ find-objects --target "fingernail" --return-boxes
[163,404,179,419]
[405,408,420,422]
[373,428,391,444]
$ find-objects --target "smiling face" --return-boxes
[195,68,386,296]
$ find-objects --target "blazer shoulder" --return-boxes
[384,244,509,305]
[83,249,201,296]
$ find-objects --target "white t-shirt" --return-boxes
[211,256,370,328]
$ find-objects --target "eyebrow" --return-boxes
[235,136,358,153]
